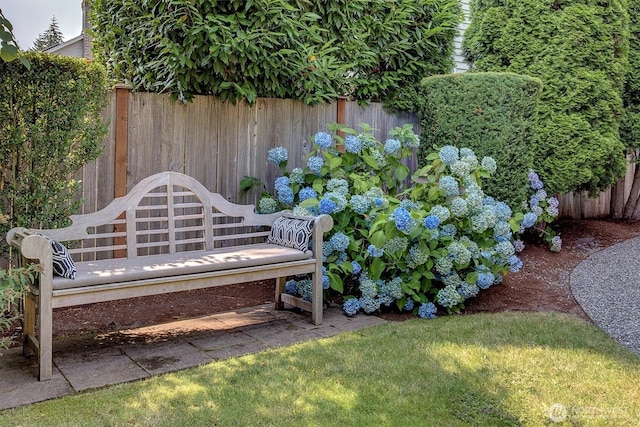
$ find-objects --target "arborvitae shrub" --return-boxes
[418,72,542,208]
[463,0,629,196]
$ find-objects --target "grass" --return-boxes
[1,311,639,426]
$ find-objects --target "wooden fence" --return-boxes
[77,89,635,219]
[76,90,419,215]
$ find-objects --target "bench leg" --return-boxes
[311,272,323,326]
[22,292,36,356]
[37,293,53,381]
[274,277,286,310]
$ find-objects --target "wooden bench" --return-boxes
[6,171,333,381]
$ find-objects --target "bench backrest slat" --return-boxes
[37,172,282,261]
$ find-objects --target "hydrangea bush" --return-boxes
[250,124,558,318]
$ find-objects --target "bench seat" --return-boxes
[53,244,311,290]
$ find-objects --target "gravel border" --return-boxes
[570,236,640,356]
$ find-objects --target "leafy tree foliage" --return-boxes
[0,8,29,68]
[0,53,109,257]
[90,0,461,104]
[31,16,64,51]
[463,0,629,197]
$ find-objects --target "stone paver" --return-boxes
[0,304,386,410]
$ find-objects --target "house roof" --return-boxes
[44,34,84,53]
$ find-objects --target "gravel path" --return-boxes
[570,236,640,356]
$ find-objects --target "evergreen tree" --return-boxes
[32,16,64,51]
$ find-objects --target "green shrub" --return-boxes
[250,124,558,318]
[463,0,629,196]
[90,0,461,104]
[621,0,640,152]
[0,52,109,257]
[417,72,542,208]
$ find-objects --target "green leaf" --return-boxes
[328,272,343,293]
[395,164,410,181]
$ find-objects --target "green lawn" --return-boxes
[1,311,639,426]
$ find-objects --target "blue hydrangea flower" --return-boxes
[367,244,384,258]
[483,196,496,206]
[436,285,463,308]
[351,261,362,275]
[329,232,350,252]
[371,149,387,167]
[495,241,516,260]
[521,212,538,228]
[450,197,468,217]
[481,156,497,174]
[380,277,403,301]
[324,191,347,213]
[447,241,472,265]
[298,187,317,201]
[546,205,559,217]
[439,175,459,196]
[430,205,451,223]
[551,235,562,252]
[423,215,440,229]
[391,207,413,232]
[383,237,409,254]
[406,245,428,269]
[322,274,330,290]
[314,131,332,148]
[508,255,523,273]
[513,239,525,252]
[402,134,420,148]
[535,189,548,200]
[307,156,324,174]
[259,198,277,214]
[327,178,349,195]
[477,272,495,289]
[289,167,305,184]
[267,146,288,165]
[344,135,362,154]
[343,298,361,316]
[277,186,294,204]
[451,160,471,177]
[440,224,457,239]
[318,197,336,214]
[548,197,559,208]
[528,169,544,189]
[384,138,401,154]
[439,145,459,166]
[460,147,475,158]
[493,202,512,221]
[530,195,539,207]
[285,279,298,295]
[458,282,480,299]
[400,199,420,211]
[403,297,415,312]
[274,176,290,191]
[494,221,512,239]
[298,279,313,301]
[435,256,453,275]
[359,296,381,314]
[349,195,370,215]
[418,302,438,319]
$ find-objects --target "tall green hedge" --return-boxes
[419,72,542,207]
[621,0,640,151]
[463,0,629,196]
[90,0,460,104]
[0,53,108,255]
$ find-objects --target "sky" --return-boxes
[1,0,83,50]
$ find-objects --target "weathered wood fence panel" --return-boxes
[77,90,636,219]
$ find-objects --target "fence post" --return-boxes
[113,83,131,258]
[336,97,346,152]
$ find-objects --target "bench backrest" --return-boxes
[36,172,282,262]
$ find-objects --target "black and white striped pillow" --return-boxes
[39,235,77,279]
[267,216,313,252]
